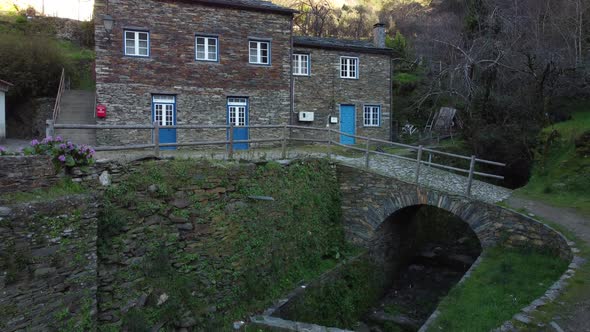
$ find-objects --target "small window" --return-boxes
[293,53,310,76]
[364,105,381,127]
[196,36,218,61]
[340,56,359,79]
[249,40,270,65]
[125,30,149,57]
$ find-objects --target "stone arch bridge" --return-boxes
[335,164,571,260]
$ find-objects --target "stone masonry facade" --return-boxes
[292,46,392,141]
[94,0,294,146]
[94,0,394,147]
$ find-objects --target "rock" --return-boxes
[99,171,112,186]
[177,223,194,231]
[175,316,197,328]
[31,245,60,257]
[157,293,169,306]
[0,207,11,217]
[172,198,191,209]
[367,311,420,331]
[148,184,159,193]
[233,321,245,330]
[224,201,248,213]
[145,215,164,226]
[34,267,57,277]
[247,196,275,201]
[169,214,188,223]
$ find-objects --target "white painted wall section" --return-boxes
[0,91,5,141]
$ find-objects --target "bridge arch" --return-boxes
[336,164,572,260]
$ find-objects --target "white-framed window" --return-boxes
[124,30,149,57]
[363,105,381,127]
[152,95,176,127]
[249,40,270,65]
[293,53,310,76]
[340,56,359,79]
[228,98,248,127]
[196,36,218,61]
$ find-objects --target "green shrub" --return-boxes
[0,31,70,101]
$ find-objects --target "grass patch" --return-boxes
[0,178,86,203]
[516,101,590,216]
[427,247,568,332]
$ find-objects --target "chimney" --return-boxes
[373,23,386,48]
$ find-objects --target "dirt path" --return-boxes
[506,196,590,332]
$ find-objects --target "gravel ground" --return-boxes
[95,146,511,203]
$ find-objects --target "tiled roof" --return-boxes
[186,0,296,14]
[294,36,393,55]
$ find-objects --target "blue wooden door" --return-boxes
[340,104,356,145]
[227,98,249,150]
[153,95,177,150]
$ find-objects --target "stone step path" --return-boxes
[55,90,96,146]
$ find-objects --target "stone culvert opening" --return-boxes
[365,205,482,332]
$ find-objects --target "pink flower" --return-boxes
[30,139,40,146]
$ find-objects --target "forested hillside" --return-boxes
[276,0,590,187]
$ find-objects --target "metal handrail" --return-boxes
[49,122,506,196]
[52,68,66,123]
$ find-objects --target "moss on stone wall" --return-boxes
[97,159,352,331]
[276,256,385,329]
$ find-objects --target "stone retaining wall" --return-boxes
[0,156,59,194]
[0,195,98,332]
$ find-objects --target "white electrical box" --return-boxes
[330,116,339,124]
[299,112,315,122]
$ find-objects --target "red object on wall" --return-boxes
[96,104,107,118]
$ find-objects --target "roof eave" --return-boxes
[172,0,298,15]
[294,42,394,55]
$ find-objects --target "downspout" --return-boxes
[390,54,394,141]
[289,16,295,126]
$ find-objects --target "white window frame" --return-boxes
[363,105,381,127]
[293,53,310,76]
[124,30,150,57]
[195,35,219,62]
[249,40,271,65]
[340,56,359,79]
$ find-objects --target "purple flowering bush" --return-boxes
[22,136,95,171]
[0,146,10,156]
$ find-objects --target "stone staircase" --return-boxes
[55,90,96,146]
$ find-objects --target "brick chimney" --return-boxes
[373,23,386,48]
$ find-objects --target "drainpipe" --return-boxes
[289,17,295,126]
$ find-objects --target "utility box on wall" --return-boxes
[298,112,314,122]
[96,104,107,118]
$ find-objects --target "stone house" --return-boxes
[93,0,393,149]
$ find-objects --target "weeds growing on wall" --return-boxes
[98,159,353,331]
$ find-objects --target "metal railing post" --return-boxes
[415,145,423,184]
[281,124,288,159]
[327,128,333,159]
[153,121,160,158]
[46,120,54,139]
[228,123,234,160]
[466,155,476,197]
[365,137,371,169]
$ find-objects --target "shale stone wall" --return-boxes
[0,195,98,332]
[0,156,59,194]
